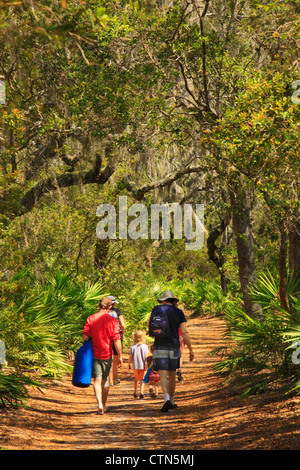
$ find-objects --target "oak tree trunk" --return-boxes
[289,220,300,290]
[229,182,262,319]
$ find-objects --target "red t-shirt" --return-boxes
[83,309,120,360]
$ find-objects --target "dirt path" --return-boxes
[1,315,300,450]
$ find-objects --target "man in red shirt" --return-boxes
[83,297,123,414]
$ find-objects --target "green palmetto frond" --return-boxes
[250,270,300,309]
[0,372,42,407]
[5,269,109,376]
[80,280,109,304]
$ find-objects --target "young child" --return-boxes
[146,344,160,398]
[128,330,149,398]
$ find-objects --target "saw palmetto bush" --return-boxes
[0,372,42,408]
[170,278,232,316]
[280,293,300,394]
[214,271,300,396]
[0,269,108,393]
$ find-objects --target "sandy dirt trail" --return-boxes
[1,314,300,450]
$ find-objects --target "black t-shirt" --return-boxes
[151,304,186,349]
[110,307,123,337]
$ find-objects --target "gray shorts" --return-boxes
[153,347,181,371]
[92,357,112,382]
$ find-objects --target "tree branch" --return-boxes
[122,164,203,201]
[198,0,211,111]
[20,156,114,215]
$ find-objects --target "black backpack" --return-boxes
[148,305,171,339]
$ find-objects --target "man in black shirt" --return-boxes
[149,291,194,412]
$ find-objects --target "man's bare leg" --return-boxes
[94,377,103,413]
[168,370,176,400]
[102,379,110,411]
[158,370,169,399]
[159,370,177,411]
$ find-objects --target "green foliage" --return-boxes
[0,372,42,408]
[221,306,285,369]
[170,278,237,317]
[215,271,300,396]
[0,269,108,379]
[250,270,300,310]
[206,69,300,225]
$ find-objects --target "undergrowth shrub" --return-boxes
[0,269,108,405]
[0,372,42,408]
[214,271,300,396]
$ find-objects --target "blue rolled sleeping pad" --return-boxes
[72,337,93,388]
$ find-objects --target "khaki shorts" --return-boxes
[92,357,112,383]
[153,347,181,371]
